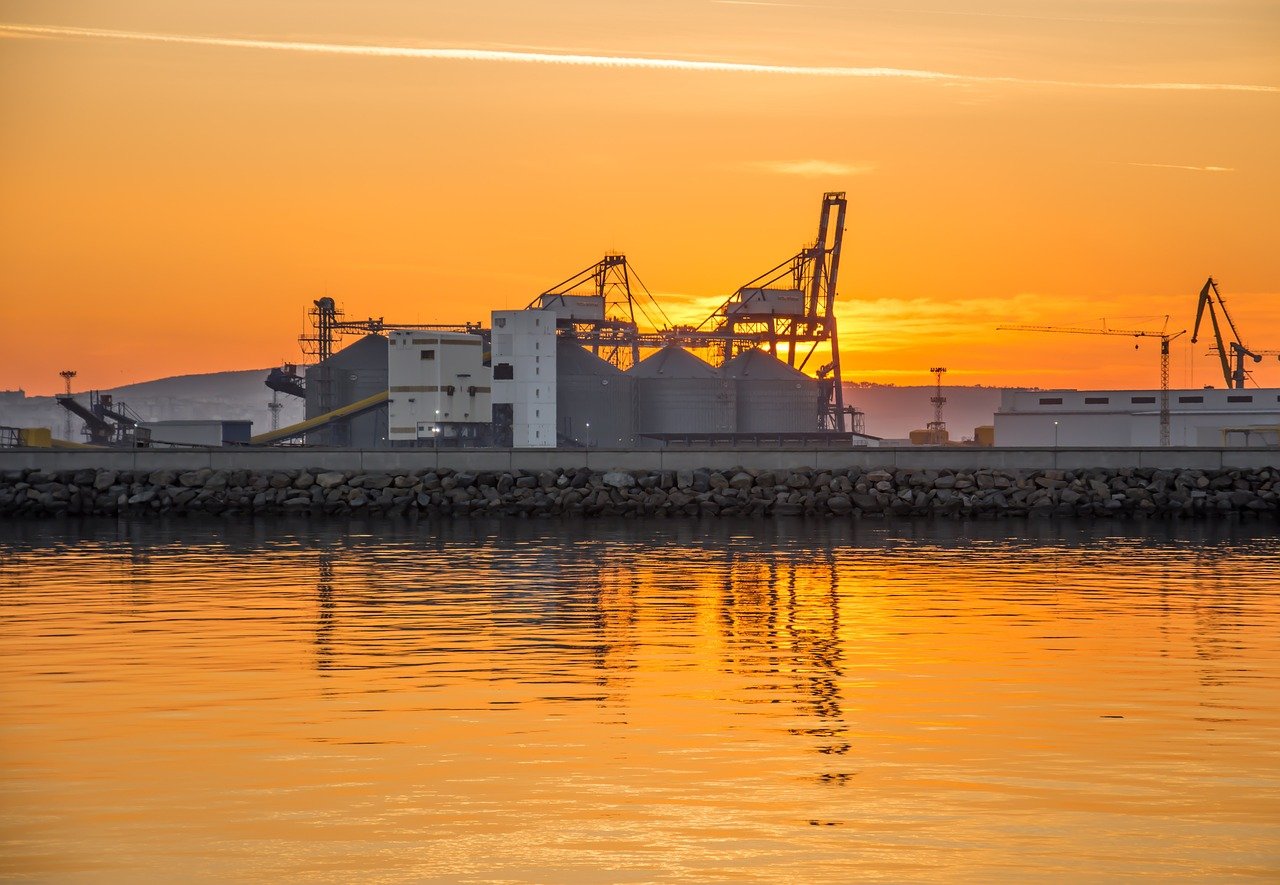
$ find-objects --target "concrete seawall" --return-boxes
[2,450,1277,520]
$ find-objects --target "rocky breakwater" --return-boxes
[1,465,1278,519]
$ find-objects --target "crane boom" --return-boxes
[1190,276,1261,389]
[999,324,1171,338]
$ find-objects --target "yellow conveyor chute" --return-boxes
[250,390,389,446]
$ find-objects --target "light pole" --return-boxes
[585,422,591,448]
[1053,420,1060,448]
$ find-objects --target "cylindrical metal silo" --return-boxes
[555,340,637,448]
[626,345,736,439]
[721,348,820,433]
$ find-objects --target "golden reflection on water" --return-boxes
[1,518,1278,881]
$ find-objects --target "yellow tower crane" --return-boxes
[997,323,1187,447]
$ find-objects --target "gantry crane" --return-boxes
[1191,276,1280,388]
[528,254,674,370]
[532,193,851,430]
[997,323,1187,446]
[698,191,849,428]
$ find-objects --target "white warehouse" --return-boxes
[387,330,490,445]
[490,309,557,448]
[994,388,1280,447]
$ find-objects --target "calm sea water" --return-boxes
[1,517,1278,882]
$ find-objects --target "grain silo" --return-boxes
[721,348,821,434]
[556,340,637,448]
[627,345,735,442]
[304,333,388,447]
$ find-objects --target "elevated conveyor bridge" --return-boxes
[250,390,389,446]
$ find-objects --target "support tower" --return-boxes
[927,367,947,444]
[58,370,76,440]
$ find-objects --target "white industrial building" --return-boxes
[994,388,1280,447]
[386,330,490,444]
[490,310,557,447]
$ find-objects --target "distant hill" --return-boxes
[110,369,281,401]
[0,369,305,439]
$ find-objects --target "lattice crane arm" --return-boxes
[997,324,1182,340]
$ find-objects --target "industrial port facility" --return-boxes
[11,194,1280,453]
[168,192,863,451]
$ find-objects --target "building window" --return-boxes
[1084,397,1109,405]
[496,317,506,328]
[535,409,539,418]
[494,363,514,380]
[1131,396,1156,404]
[535,367,540,376]
[1038,397,1063,405]
[535,341,540,351]
[420,350,435,361]
[1178,395,1204,404]
[1228,395,1253,403]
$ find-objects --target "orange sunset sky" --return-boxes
[2,0,1278,396]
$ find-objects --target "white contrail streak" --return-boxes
[1127,162,1236,172]
[2,23,1277,93]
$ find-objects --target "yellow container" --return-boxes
[974,425,996,447]
[909,428,949,445]
[19,427,53,447]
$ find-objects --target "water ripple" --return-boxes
[1,517,1278,880]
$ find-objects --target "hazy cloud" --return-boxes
[749,160,876,177]
[747,160,880,178]
[2,23,1277,93]
[1126,162,1236,172]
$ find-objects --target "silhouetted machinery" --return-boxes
[56,391,148,446]
[268,192,855,439]
[527,192,852,430]
[699,191,849,429]
[266,363,306,398]
[1192,276,1280,388]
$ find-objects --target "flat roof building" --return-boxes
[994,388,1280,447]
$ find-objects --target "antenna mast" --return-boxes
[928,367,947,444]
[58,370,77,440]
